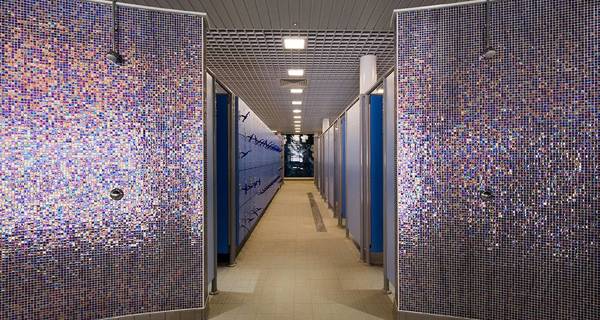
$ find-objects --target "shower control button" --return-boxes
[480,189,493,198]
[110,188,124,200]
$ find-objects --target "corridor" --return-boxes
[209,180,395,320]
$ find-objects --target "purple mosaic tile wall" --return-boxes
[395,1,598,319]
[0,1,205,319]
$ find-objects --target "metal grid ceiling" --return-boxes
[207,29,394,132]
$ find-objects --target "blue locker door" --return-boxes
[216,94,230,256]
[370,94,384,253]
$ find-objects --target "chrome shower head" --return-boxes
[106,50,124,65]
[107,0,124,65]
[481,48,497,59]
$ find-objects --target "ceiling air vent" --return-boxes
[280,78,308,88]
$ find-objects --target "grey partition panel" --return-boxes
[319,136,323,193]
[315,137,320,184]
[327,129,335,209]
[383,72,396,286]
[334,121,342,220]
[324,132,328,201]
[206,73,216,288]
[345,102,362,246]
[323,134,328,199]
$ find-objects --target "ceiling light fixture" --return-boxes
[290,88,303,94]
[292,101,302,105]
[293,116,301,119]
[292,109,302,113]
[294,120,301,124]
[283,37,306,49]
[287,69,304,77]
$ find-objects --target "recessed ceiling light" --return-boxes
[287,69,304,77]
[283,37,306,49]
[293,116,301,119]
[290,88,303,94]
[292,101,302,105]
[294,120,301,123]
[292,109,302,113]
[294,124,301,127]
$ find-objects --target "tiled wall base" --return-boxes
[396,310,473,320]
[108,308,207,320]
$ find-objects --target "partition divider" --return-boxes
[360,95,370,263]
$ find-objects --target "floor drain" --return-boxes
[307,193,327,232]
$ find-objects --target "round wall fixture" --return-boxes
[480,189,494,198]
[110,188,124,200]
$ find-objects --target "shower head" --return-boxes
[107,0,124,65]
[481,48,497,59]
[106,50,124,65]
[480,0,497,60]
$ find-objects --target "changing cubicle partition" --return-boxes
[334,121,343,223]
[236,98,283,247]
[382,72,396,291]
[0,1,207,318]
[340,115,347,221]
[368,94,384,262]
[345,101,363,250]
[394,1,598,319]
[206,73,216,292]
[215,92,232,262]
[326,128,335,209]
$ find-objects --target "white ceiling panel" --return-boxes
[122,0,463,30]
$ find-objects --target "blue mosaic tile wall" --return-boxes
[0,1,205,318]
[236,98,282,244]
[395,1,598,319]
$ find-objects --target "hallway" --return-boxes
[209,180,395,320]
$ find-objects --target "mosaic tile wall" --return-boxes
[236,98,282,244]
[395,1,598,319]
[0,1,205,318]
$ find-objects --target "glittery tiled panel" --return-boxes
[236,98,282,244]
[0,1,205,319]
[395,1,598,319]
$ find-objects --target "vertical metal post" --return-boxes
[228,95,238,266]
[360,94,371,263]
[335,121,343,227]
[382,72,395,293]
[206,73,218,295]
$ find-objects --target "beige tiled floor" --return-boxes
[209,180,395,320]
